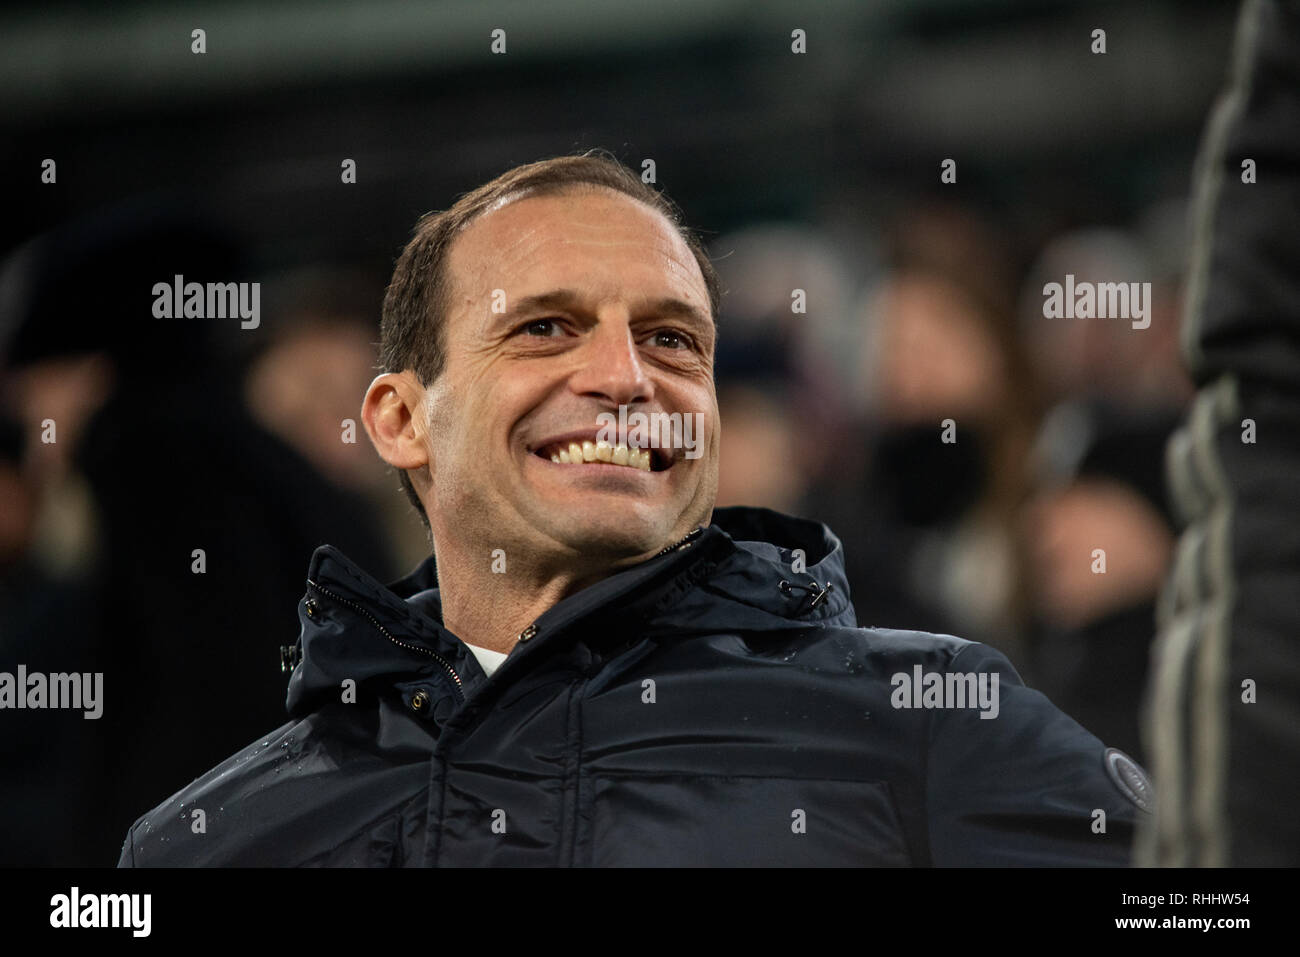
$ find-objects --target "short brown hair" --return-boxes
[379,149,721,528]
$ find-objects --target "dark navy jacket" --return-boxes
[118,507,1149,866]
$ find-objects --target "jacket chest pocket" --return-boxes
[579,772,912,866]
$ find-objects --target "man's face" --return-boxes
[421,187,719,573]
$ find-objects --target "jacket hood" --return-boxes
[286,505,856,717]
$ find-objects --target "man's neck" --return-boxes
[431,523,706,656]
[433,541,625,656]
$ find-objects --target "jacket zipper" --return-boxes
[515,526,706,645]
[305,578,465,699]
[652,525,704,559]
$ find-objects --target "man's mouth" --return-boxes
[529,436,674,472]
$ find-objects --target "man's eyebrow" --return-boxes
[498,289,713,327]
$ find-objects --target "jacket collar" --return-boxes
[286,506,854,717]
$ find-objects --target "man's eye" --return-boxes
[651,330,689,350]
[522,318,561,337]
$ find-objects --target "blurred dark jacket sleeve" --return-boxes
[1141,0,1300,866]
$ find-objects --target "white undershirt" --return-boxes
[463,642,508,677]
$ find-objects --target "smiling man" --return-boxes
[365,169,720,663]
[118,151,1150,867]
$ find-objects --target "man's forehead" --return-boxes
[446,187,707,306]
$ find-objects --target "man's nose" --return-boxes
[569,319,653,407]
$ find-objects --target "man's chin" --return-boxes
[535,514,672,565]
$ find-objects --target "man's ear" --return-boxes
[361,371,429,471]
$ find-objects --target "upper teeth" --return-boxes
[547,440,652,471]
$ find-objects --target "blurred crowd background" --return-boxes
[1,0,1236,865]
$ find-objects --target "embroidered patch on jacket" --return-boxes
[1104,748,1153,813]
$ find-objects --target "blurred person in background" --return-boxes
[243,268,430,571]
[244,269,388,491]
[805,206,1040,664]
[0,409,102,865]
[0,199,396,865]
[1019,226,1192,414]
[708,225,857,516]
[1021,410,1181,765]
[1015,214,1194,761]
